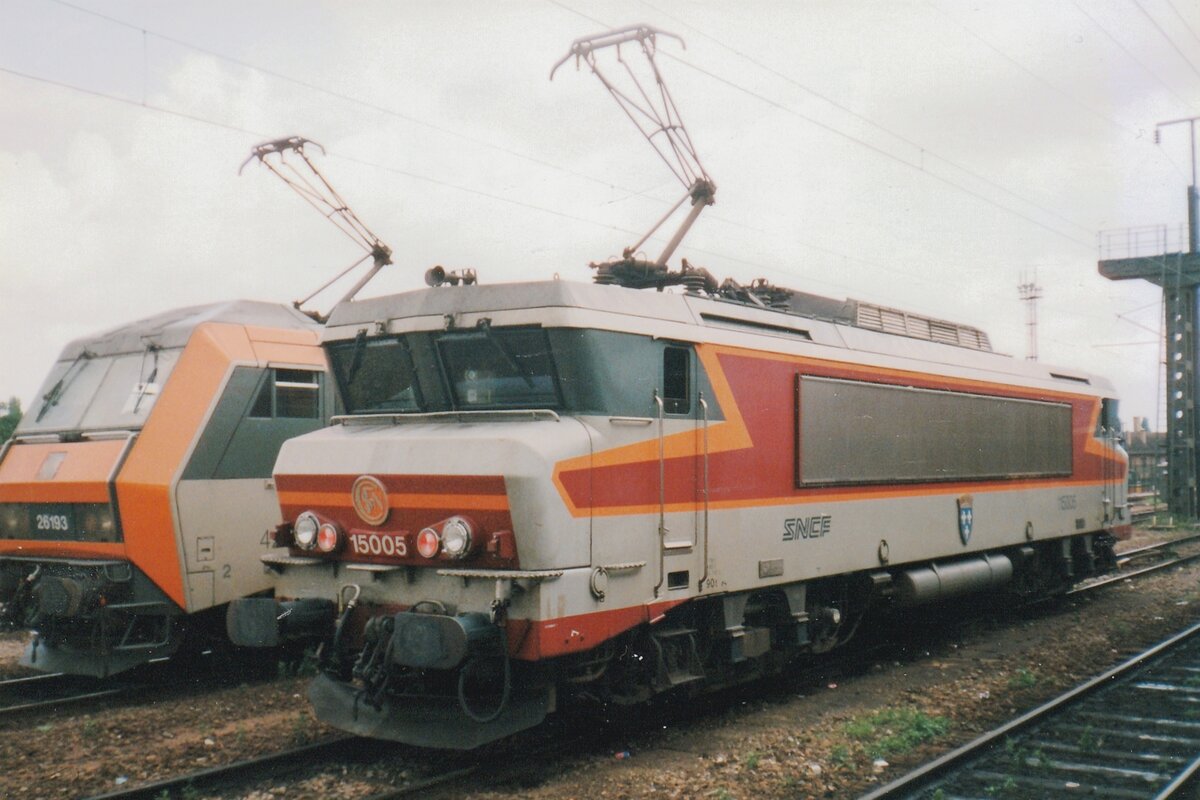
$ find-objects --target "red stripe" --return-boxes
[276,473,507,495]
[342,598,690,660]
[558,350,1125,513]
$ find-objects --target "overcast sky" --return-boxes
[3,0,1199,426]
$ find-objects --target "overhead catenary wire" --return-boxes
[552,0,1099,250]
[641,0,1098,238]
[37,0,1122,262]
[924,0,1147,141]
[1,4,1170,423]
[41,0,761,239]
[1070,1,1196,114]
[8,1,1171,342]
[1162,0,1200,54]
[1,15,991,298]
[0,62,937,303]
[1133,0,1200,85]
[658,50,1097,252]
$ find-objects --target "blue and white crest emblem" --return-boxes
[957,494,974,545]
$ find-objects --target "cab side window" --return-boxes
[663,346,691,415]
[250,369,321,419]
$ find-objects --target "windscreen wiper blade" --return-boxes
[36,350,94,422]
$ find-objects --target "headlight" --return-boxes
[441,517,474,559]
[416,527,441,559]
[316,522,342,553]
[294,512,320,550]
[79,504,115,542]
[0,505,27,539]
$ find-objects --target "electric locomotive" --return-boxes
[228,24,1127,747]
[0,301,332,676]
[228,271,1128,748]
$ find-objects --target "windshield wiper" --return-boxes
[131,343,161,414]
[341,329,368,387]
[475,320,535,388]
[36,350,94,422]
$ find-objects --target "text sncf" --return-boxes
[783,514,831,541]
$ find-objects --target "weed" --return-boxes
[1078,725,1102,753]
[843,707,950,759]
[744,751,760,770]
[1008,668,1037,690]
[844,717,875,739]
[713,789,734,800]
[983,780,1018,797]
[81,718,98,737]
[290,711,311,745]
[830,745,852,767]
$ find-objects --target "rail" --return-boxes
[81,736,365,800]
[862,621,1200,798]
[0,672,132,720]
[1069,534,1200,596]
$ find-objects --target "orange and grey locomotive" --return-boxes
[228,273,1128,748]
[0,301,331,676]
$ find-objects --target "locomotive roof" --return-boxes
[329,280,693,328]
[56,300,318,360]
[330,280,989,351]
[329,280,1113,395]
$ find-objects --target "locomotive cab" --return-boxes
[0,301,331,677]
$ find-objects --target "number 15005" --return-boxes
[349,532,407,558]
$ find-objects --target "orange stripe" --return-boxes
[585,478,1117,517]
[0,541,126,559]
[278,490,510,512]
[0,484,111,504]
[551,345,752,516]
[0,440,129,504]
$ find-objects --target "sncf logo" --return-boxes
[783,514,831,542]
[351,475,390,526]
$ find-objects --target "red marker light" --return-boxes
[416,527,441,559]
[316,523,342,553]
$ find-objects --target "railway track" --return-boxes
[0,671,134,719]
[68,534,1200,800]
[862,621,1200,799]
[1069,533,1200,597]
[82,736,370,800]
[80,723,582,800]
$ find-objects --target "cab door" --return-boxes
[654,343,708,596]
[587,341,705,600]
